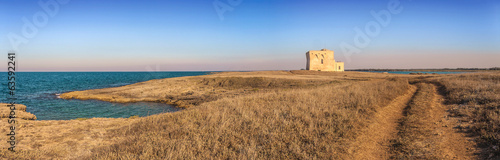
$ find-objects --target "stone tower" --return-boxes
[306,49,344,71]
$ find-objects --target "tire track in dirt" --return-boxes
[348,82,478,160]
[348,84,417,159]
[427,83,478,159]
[390,83,477,159]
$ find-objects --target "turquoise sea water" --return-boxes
[361,71,465,74]
[1,72,210,120]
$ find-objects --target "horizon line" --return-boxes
[3,67,499,72]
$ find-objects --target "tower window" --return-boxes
[321,59,324,64]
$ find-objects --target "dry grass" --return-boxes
[391,83,442,159]
[0,103,37,120]
[4,70,498,159]
[17,70,500,159]
[0,71,412,159]
[60,71,393,108]
[434,72,500,158]
[0,118,139,159]
[348,83,417,160]
[81,78,409,159]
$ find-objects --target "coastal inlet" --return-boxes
[0,72,209,120]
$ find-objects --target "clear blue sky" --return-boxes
[1,0,499,71]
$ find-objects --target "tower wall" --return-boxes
[334,62,344,71]
[306,49,338,71]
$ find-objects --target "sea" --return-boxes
[1,72,211,120]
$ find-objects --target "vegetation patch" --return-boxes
[436,73,500,159]
[84,79,409,159]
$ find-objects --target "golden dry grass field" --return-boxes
[1,70,499,159]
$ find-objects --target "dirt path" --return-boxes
[390,83,478,159]
[348,83,478,160]
[348,85,417,159]
[428,83,478,159]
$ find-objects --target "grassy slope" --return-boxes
[85,79,409,159]
[435,72,500,158]
[2,71,498,159]
[59,70,395,108]
[1,71,410,159]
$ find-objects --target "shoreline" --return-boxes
[12,70,497,120]
[0,103,37,120]
[1,70,498,159]
[59,70,403,109]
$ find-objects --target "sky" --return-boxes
[0,0,499,71]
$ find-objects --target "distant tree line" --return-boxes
[488,67,500,70]
[454,67,500,70]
